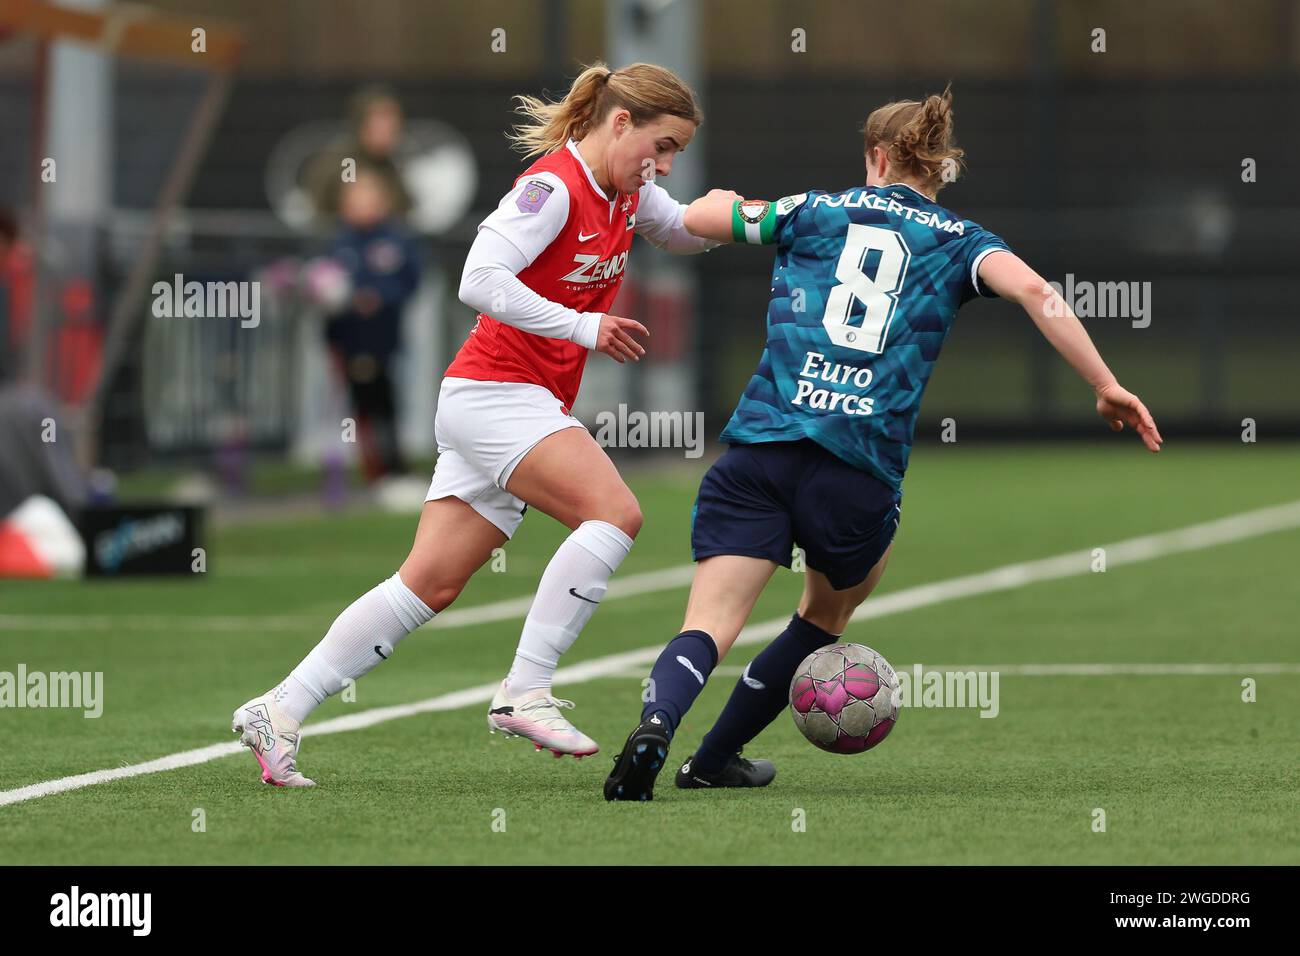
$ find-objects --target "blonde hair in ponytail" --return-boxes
[862,84,965,193]
[507,61,702,158]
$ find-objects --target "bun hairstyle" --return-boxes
[862,84,965,193]
[507,61,702,158]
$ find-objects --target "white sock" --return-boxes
[273,571,435,723]
[506,520,633,696]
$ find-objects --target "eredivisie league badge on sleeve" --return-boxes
[516,179,555,214]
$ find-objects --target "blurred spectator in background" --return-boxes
[325,162,421,482]
[0,207,32,385]
[0,383,89,521]
[308,86,414,227]
[0,207,14,262]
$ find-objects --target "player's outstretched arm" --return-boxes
[978,250,1163,452]
[635,181,725,255]
[682,189,746,242]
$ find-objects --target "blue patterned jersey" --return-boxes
[719,183,1011,490]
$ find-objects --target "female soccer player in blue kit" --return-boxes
[605,87,1162,801]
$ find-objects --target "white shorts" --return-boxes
[425,377,586,538]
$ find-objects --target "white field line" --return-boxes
[1,500,1297,809]
[664,662,1300,679]
[928,662,1300,676]
[0,566,696,633]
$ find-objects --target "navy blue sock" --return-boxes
[641,629,718,738]
[694,613,838,774]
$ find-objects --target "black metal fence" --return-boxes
[3,65,1298,467]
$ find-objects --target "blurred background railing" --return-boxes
[1,0,1297,481]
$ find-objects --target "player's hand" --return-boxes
[704,188,742,202]
[596,314,649,363]
[1095,382,1163,452]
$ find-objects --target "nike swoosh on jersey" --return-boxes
[577,231,600,242]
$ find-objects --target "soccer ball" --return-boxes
[790,643,900,754]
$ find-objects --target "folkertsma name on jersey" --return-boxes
[811,192,967,235]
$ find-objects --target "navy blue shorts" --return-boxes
[690,440,901,591]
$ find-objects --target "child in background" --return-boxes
[326,163,422,481]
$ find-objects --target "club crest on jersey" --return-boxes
[737,200,771,224]
[562,250,629,284]
[625,212,636,230]
[516,179,554,214]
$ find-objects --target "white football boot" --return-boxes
[486,681,599,758]
[231,695,316,787]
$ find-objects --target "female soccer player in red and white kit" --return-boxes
[232,63,721,785]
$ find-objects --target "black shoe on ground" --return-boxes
[603,713,671,801]
[675,749,777,789]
